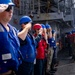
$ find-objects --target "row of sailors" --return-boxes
[0,0,58,74]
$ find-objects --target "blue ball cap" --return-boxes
[45,24,51,29]
[0,0,15,6]
[20,16,32,25]
[52,30,55,34]
[66,32,72,35]
[71,30,75,34]
[41,24,46,28]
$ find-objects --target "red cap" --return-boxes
[33,23,42,30]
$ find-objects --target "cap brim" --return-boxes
[0,4,8,13]
[8,3,15,6]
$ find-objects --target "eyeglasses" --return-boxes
[5,5,13,12]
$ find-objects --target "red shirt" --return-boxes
[34,34,47,59]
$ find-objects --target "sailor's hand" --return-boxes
[39,28,43,35]
[24,22,32,30]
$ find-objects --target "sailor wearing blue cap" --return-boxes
[17,16,43,75]
[0,0,19,74]
[48,30,58,72]
[41,24,48,44]
[45,23,52,38]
